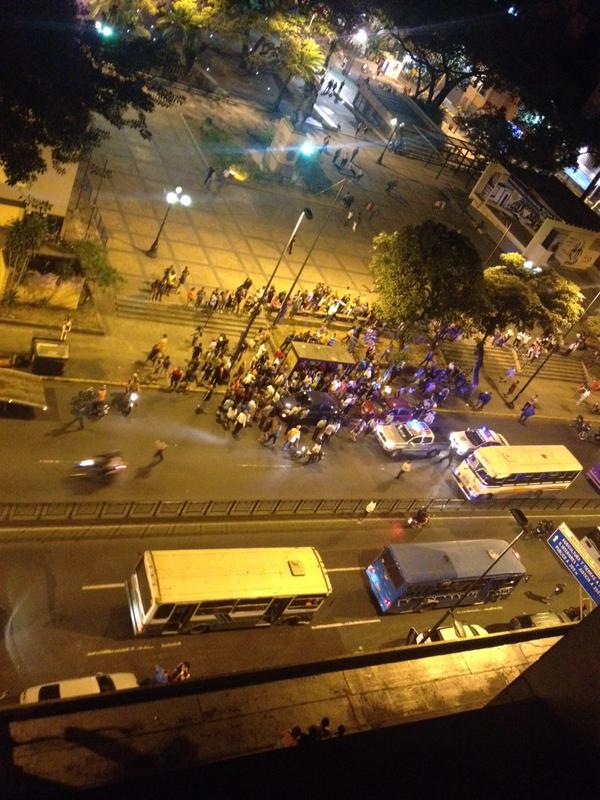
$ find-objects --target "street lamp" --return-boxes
[274,181,347,326]
[376,118,404,165]
[145,186,191,258]
[232,207,313,363]
[419,508,530,645]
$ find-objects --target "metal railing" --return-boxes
[1,495,599,527]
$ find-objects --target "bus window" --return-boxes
[381,551,403,589]
[288,596,324,610]
[153,604,175,620]
[196,600,236,615]
[232,598,272,616]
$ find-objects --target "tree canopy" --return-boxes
[369,220,483,345]
[0,0,178,185]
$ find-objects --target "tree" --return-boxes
[66,240,124,289]
[156,0,205,75]
[0,0,178,185]
[3,214,49,294]
[457,107,584,174]
[201,0,284,70]
[87,0,157,32]
[468,253,583,386]
[369,220,483,347]
[271,19,324,112]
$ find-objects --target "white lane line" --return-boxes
[82,583,125,591]
[313,618,381,629]
[161,641,182,648]
[457,606,503,613]
[327,567,364,573]
[38,459,63,464]
[87,645,155,656]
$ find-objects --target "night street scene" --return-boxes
[1,1,600,798]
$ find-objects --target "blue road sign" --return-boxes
[547,524,600,606]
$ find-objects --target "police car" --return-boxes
[375,418,443,459]
[449,426,508,457]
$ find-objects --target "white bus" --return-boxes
[453,444,582,501]
[126,547,332,636]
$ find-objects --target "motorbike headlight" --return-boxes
[130,392,139,402]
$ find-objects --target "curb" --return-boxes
[0,316,106,337]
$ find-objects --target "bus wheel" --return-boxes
[286,616,301,625]
[190,625,210,634]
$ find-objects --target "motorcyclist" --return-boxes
[126,373,140,395]
[305,442,322,464]
[415,507,430,526]
[92,384,107,415]
[96,451,124,475]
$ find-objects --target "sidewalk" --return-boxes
[9,636,555,791]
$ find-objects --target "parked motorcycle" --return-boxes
[123,390,139,416]
[70,451,127,479]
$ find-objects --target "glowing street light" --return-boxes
[95,20,113,37]
[145,186,191,258]
[353,28,368,46]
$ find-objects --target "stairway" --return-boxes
[115,295,256,339]
[441,339,587,384]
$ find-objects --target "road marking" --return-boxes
[327,567,364,573]
[82,583,125,591]
[87,645,155,656]
[161,641,182,648]
[313,618,381,629]
[456,606,503,613]
[38,459,63,464]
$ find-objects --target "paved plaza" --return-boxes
[84,81,491,305]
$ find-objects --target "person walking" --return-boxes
[353,168,364,182]
[204,166,216,185]
[576,385,591,406]
[350,146,359,163]
[153,440,168,461]
[319,135,330,155]
[338,155,349,172]
[395,461,411,479]
[313,418,327,441]
[232,408,247,438]
[282,425,301,452]
[332,147,342,166]
[343,209,354,227]
[341,192,354,211]
[385,179,398,196]
[177,266,189,292]
[60,315,72,341]
[337,80,345,95]
[473,390,492,410]
[518,401,536,425]
[352,212,362,232]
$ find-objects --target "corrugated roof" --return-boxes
[510,167,600,232]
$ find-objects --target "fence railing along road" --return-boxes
[1,495,599,527]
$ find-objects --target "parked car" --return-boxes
[375,418,444,459]
[509,612,571,631]
[449,426,508,457]
[20,672,139,704]
[360,395,413,423]
[277,390,340,425]
[431,622,488,641]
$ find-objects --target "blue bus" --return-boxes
[366,539,527,614]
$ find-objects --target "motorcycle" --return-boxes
[571,415,591,440]
[407,509,432,529]
[123,390,139,416]
[70,451,127,479]
[524,519,555,541]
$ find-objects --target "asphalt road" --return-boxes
[0,381,598,503]
[0,513,589,702]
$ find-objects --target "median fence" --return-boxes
[1,495,600,527]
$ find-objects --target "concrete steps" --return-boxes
[115,296,256,338]
[441,340,586,383]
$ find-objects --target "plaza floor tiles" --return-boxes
[169,241,209,264]
[162,222,201,245]
[205,247,243,270]
[246,238,280,259]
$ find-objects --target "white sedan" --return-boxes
[449,426,508,457]
[20,672,138,704]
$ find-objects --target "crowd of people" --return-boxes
[277,716,346,748]
[148,267,377,327]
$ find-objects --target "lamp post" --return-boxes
[376,118,404,166]
[419,509,529,645]
[232,207,313,363]
[145,186,191,258]
[506,286,600,408]
[274,181,346,326]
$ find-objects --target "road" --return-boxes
[0,380,598,503]
[0,513,590,702]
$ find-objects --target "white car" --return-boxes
[375,418,438,458]
[20,672,138,704]
[449,426,508,457]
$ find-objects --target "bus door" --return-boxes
[162,604,197,633]
[264,597,292,623]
